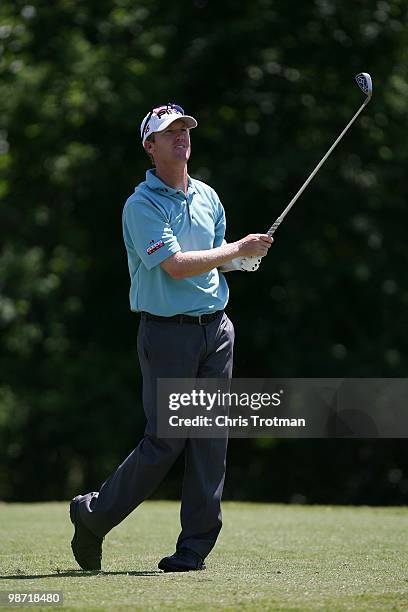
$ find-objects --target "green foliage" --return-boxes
[1,0,408,501]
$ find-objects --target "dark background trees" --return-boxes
[1,0,407,503]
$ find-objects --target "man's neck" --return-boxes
[154,164,188,194]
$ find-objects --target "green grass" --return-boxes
[0,502,408,611]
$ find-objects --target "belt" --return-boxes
[141,311,223,326]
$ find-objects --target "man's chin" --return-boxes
[173,152,190,163]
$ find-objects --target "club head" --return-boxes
[355,72,372,100]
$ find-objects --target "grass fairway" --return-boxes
[0,502,407,611]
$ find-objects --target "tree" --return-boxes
[1,0,408,502]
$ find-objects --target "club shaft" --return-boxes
[267,97,370,236]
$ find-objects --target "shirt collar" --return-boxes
[145,169,197,196]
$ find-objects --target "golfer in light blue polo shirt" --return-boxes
[70,103,273,576]
[123,169,229,316]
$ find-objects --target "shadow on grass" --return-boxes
[0,570,162,579]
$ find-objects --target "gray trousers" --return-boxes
[78,311,234,559]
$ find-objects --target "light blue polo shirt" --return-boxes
[122,169,229,316]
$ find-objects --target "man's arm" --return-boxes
[218,239,243,272]
[161,234,273,279]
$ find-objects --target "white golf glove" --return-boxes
[219,256,262,272]
[240,256,262,272]
[218,239,261,272]
[219,257,244,272]
[219,240,261,272]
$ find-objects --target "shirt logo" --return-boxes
[147,239,164,255]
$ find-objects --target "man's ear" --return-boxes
[144,140,154,154]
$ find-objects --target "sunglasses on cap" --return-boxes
[142,103,185,139]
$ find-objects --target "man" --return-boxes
[70,103,273,572]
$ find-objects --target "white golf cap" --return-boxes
[140,103,198,145]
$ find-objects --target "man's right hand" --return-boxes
[236,234,273,258]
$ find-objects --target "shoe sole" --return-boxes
[160,566,206,572]
[70,497,83,568]
[69,495,80,526]
[158,560,206,572]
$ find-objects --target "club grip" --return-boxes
[267,217,282,237]
[241,219,281,271]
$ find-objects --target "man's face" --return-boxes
[145,119,191,166]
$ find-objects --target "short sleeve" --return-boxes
[123,200,181,270]
[213,198,226,248]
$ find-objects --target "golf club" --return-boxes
[241,72,373,271]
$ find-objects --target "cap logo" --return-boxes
[155,106,181,119]
[142,103,185,140]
